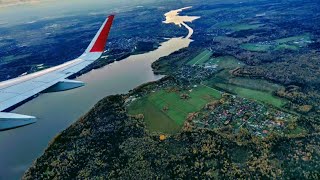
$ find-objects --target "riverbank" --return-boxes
[21,3,320,178]
[23,66,319,179]
[0,7,200,179]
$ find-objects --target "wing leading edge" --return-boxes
[0,15,115,131]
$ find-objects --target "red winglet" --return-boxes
[90,15,115,52]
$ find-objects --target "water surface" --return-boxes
[0,7,198,179]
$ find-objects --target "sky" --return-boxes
[0,0,45,7]
[0,0,154,7]
[0,0,157,26]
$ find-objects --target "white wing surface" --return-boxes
[0,15,115,131]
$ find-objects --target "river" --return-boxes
[0,7,199,180]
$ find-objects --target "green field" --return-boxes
[128,98,181,133]
[128,85,221,132]
[206,56,244,69]
[218,22,264,31]
[228,78,284,93]
[187,50,213,65]
[274,44,299,51]
[229,24,264,31]
[240,43,272,52]
[213,83,286,108]
[275,34,311,44]
[204,55,286,108]
[241,34,312,52]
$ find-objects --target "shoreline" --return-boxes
[73,6,199,81]
[163,6,200,39]
[22,7,200,177]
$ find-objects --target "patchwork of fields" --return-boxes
[128,85,221,132]
[130,49,288,132]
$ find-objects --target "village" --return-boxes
[192,94,299,137]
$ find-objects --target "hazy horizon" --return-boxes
[0,0,158,27]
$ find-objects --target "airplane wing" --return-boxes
[0,15,115,131]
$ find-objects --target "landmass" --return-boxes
[0,3,186,80]
[23,0,320,179]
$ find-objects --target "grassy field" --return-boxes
[274,44,299,51]
[240,43,272,52]
[128,85,221,132]
[206,56,244,69]
[217,22,264,31]
[203,54,286,108]
[213,83,286,108]
[128,97,181,133]
[228,77,284,93]
[275,34,311,44]
[241,34,312,52]
[229,24,263,31]
[187,50,213,66]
